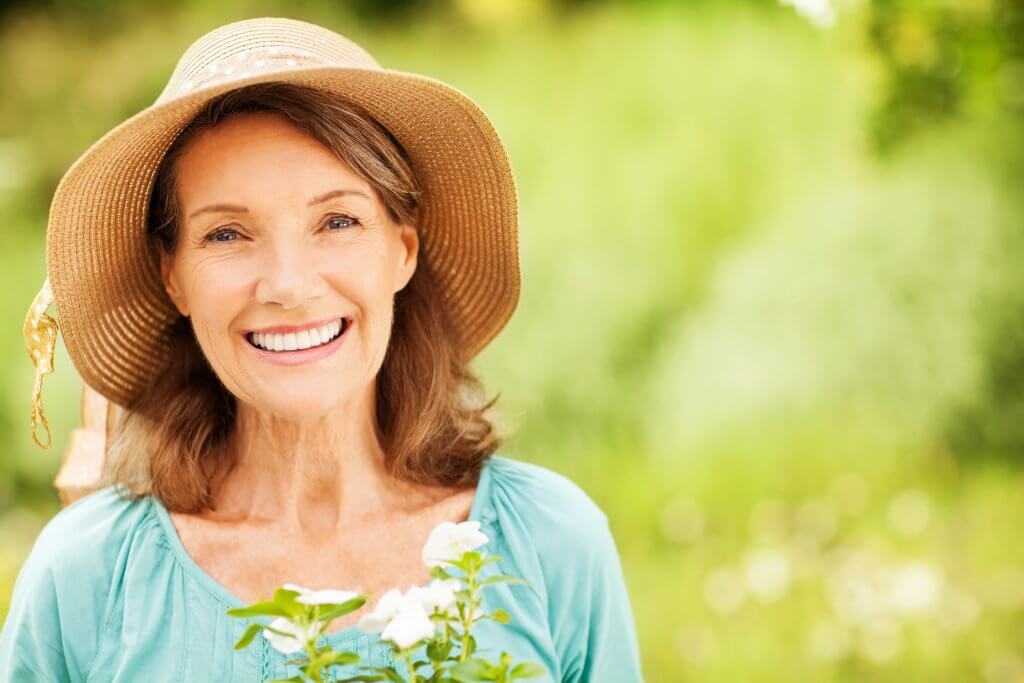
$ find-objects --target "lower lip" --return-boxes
[244,319,351,366]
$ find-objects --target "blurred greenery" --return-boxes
[1,0,1023,680]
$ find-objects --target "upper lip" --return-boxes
[245,316,346,335]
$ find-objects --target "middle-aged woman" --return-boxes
[0,17,644,683]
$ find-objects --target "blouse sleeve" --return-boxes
[556,513,645,683]
[0,527,73,682]
[487,456,646,682]
[0,486,136,683]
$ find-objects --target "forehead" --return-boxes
[175,111,373,208]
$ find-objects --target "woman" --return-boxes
[0,17,644,682]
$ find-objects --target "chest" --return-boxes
[168,490,475,634]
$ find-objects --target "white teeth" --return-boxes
[249,318,345,352]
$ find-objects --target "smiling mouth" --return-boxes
[245,317,348,352]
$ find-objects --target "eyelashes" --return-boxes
[203,213,361,244]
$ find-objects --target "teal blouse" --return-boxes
[0,454,644,682]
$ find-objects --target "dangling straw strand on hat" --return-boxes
[24,277,58,448]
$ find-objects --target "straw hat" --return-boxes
[22,16,520,448]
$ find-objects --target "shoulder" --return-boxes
[484,455,613,581]
[29,485,151,575]
[483,456,641,680]
[15,484,154,618]
[1,485,155,678]
[486,454,609,533]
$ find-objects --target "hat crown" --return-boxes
[158,17,382,103]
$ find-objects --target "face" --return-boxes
[160,111,419,421]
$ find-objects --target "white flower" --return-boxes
[380,592,436,650]
[282,582,362,606]
[358,587,405,634]
[422,520,489,567]
[407,578,460,616]
[263,616,319,654]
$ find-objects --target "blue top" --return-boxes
[0,454,644,682]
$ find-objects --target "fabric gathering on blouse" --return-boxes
[0,454,645,682]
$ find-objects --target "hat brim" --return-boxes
[46,64,520,408]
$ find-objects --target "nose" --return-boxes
[254,237,322,309]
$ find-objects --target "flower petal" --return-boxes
[421,520,490,567]
[263,616,311,654]
[380,597,435,650]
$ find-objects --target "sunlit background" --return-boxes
[2,0,1023,680]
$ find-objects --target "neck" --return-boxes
[207,380,413,538]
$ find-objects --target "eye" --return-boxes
[205,227,240,243]
[325,214,358,231]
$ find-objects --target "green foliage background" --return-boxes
[1,0,1022,680]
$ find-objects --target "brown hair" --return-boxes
[98,82,507,512]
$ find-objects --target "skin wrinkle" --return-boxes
[157,110,453,544]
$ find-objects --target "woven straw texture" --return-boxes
[45,17,521,409]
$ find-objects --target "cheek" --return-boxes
[321,241,396,304]
[181,256,251,332]
[322,252,397,345]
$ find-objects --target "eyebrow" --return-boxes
[186,188,373,221]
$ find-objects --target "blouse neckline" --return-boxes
[146,454,497,646]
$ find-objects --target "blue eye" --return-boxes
[206,228,239,243]
[203,215,357,244]
[326,214,358,231]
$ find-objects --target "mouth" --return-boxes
[245,317,349,353]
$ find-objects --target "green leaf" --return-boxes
[314,596,369,623]
[509,662,547,680]
[461,551,483,572]
[364,665,407,683]
[463,634,477,658]
[306,648,354,672]
[226,600,292,619]
[336,676,388,682]
[489,609,511,624]
[480,554,503,566]
[449,658,496,681]
[261,623,308,643]
[265,677,304,683]
[317,650,360,667]
[427,638,454,661]
[271,588,306,620]
[478,575,529,588]
[430,566,455,580]
[233,623,264,650]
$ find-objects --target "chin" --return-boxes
[280,401,344,421]
[255,393,347,422]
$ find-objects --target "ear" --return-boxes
[159,249,190,317]
[394,223,419,294]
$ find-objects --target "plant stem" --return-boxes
[428,618,447,674]
[401,649,419,683]
[304,633,323,683]
[458,560,480,662]
[305,608,325,683]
